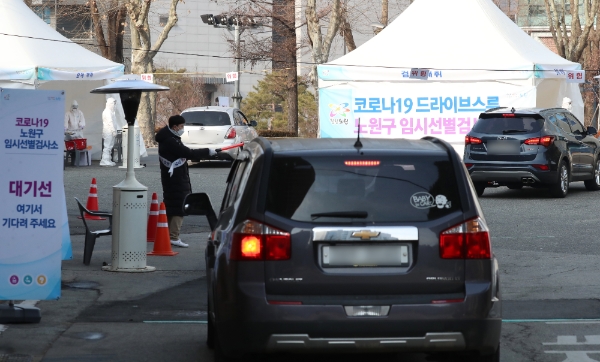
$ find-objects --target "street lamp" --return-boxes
[91,80,169,273]
[200,13,260,109]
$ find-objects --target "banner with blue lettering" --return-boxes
[319,83,537,144]
[0,88,64,300]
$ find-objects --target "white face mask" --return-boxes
[176,129,184,136]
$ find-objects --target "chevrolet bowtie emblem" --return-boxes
[351,230,380,240]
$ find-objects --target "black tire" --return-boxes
[507,184,523,190]
[474,182,486,197]
[584,158,600,191]
[473,346,500,362]
[206,298,215,349]
[549,162,569,198]
[214,330,239,362]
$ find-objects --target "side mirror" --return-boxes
[183,193,217,230]
[587,126,597,136]
[249,120,257,127]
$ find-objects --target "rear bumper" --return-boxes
[468,165,557,184]
[214,283,502,356]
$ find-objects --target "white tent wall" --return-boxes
[534,79,584,121]
[38,81,106,160]
[317,0,585,154]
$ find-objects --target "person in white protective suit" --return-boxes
[64,100,85,140]
[100,97,118,166]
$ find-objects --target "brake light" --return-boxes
[344,160,380,167]
[465,136,482,145]
[502,114,515,117]
[464,163,473,168]
[230,220,291,261]
[440,217,491,259]
[540,136,555,147]
[225,127,236,139]
[524,136,554,147]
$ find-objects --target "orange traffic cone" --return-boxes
[147,192,159,242]
[78,177,106,221]
[148,202,178,256]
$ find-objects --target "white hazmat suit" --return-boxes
[64,100,85,139]
[100,98,118,166]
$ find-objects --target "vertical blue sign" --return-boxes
[0,89,64,300]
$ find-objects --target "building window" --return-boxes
[159,15,168,26]
[33,6,52,24]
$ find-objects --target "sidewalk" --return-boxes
[0,147,222,362]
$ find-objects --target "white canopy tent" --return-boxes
[318,0,584,153]
[0,0,125,160]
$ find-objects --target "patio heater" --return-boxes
[91,80,169,272]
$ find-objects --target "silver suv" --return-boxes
[180,106,258,161]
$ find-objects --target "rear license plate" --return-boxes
[322,245,409,267]
[486,140,520,155]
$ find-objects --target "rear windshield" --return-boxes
[265,155,462,223]
[472,117,543,134]
[181,111,231,126]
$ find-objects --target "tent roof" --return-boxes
[320,0,579,81]
[0,0,123,81]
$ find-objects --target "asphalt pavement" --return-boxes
[3,149,600,361]
[0,148,226,362]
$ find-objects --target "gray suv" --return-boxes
[185,137,501,361]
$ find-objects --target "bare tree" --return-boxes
[154,69,210,130]
[339,3,356,52]
[544,0,599,63]
[90,0,127,63]
[374,0,388,35]
[124,0,181,146]
[224,0,301,135]
[306,0,343,90]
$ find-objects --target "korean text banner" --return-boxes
[319,83,537,144]
[0,89,64,300]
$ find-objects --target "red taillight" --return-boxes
[464,163,473,168]
[240,236,261,259]
[225,127,236,139]
[533,164,550,171]
[465,136,482,145]
[502,114,515,117]
[540,136,555,147]
[344,160,380,167]
[230,220,291,261]
[524,136,554,147]
[440,217,491,259]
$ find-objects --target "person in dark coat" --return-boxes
[155,115,215,247]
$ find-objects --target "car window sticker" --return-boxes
[410,192,452,209]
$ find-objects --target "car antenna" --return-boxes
[511,107,515,113]
[354,118,363,149]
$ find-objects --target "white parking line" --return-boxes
[0,325,7,334]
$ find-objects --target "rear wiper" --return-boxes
[502,129,528,134]
[311,211,368,220]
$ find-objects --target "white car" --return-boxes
[180,106,258,162]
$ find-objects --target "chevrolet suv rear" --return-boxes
[464,107,600,198]
[185,137,501,361]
